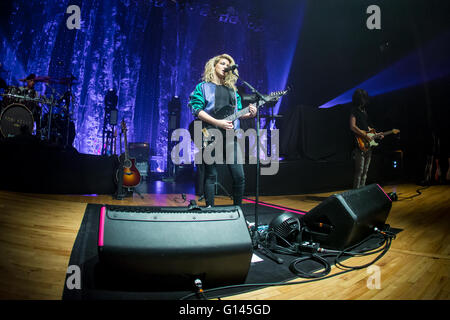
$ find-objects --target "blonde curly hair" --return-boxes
[202,53,238,90]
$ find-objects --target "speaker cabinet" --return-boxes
[302,184,392,250]
[98,205,253,290]
[128,142,150,162]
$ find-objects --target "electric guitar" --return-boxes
[356,128,400,152]
[116,120,141,187]
[188,89,289,149]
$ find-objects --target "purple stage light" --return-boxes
[263,1,306,116]
[319,31,450,108]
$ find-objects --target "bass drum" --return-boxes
[0,103,34,137]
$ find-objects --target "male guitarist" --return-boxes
[349,89,384,189]
[188,53,256,207]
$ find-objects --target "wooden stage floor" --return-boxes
[0,183,448,300]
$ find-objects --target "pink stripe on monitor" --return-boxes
[243,198,306,215]
[98,206,106,247]
[376,184,392,202]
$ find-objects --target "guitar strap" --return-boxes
[233,87,238,128]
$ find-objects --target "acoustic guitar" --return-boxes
[356,128,400,152]
[116,119,141,188]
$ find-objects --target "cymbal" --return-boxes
[18,75,79,85]
[55,77,79,85]
[19,75,51,82]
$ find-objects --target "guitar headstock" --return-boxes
[268,86,290,101]
[392,129,400,134]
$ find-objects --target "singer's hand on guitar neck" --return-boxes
[239,103,257,119]
[248,103,257,117]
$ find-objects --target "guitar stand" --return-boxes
[215,174,233,199]
[196,163,233,202]
[115,183,144,200]
[196,181,232,202]
[114,158,144,200]
[133,187,145,200]
[114,158,127,200]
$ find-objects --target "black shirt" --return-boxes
[214,85,235,115]
[351,106,370,132]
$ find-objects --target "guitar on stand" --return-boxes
[115,119,142,199]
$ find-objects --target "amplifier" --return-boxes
[135,161,148,178]
[129,142,150,162]
[97,205,253,289]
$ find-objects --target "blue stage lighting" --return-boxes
[319,31,450,109]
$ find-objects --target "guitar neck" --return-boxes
[224,106,251,122]
[381,130,396,136]
[121,121,129,159]
[223,92,286,122]
[124,134,129,159]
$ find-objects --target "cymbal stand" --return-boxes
[37,98,44,140]
[43,83,62,143]
[46,100,54,142]
[62,75,78,148]
[64,87,74,148]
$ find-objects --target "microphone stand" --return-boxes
[231,70,283,264]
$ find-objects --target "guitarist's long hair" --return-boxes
[202,54,238,91]
[352,88,370,111]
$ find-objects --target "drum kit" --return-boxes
[0,74,77,146]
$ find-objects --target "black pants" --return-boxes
[203,140,245,207]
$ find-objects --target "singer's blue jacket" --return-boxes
[188,81,243,129]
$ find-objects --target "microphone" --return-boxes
[224,64,238,72]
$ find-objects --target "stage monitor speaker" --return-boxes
[302,184,392,250]
[98,205,253,290]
